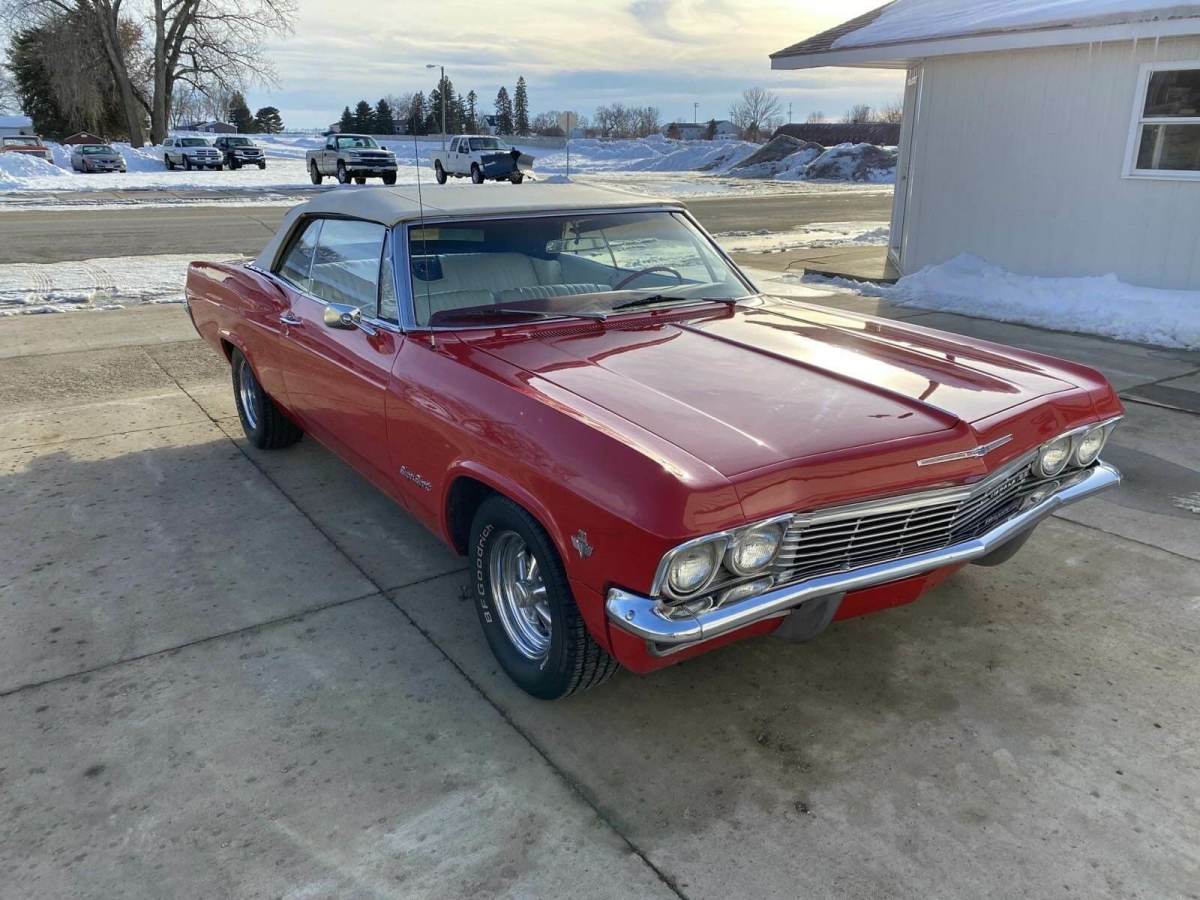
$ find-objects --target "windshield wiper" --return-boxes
[492,308,608,321]
[611,294,739,312]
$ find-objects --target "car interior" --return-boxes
[406,212,745,324]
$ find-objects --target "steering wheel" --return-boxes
[612,265,684,291]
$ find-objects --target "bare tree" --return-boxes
[877,97,904,124]
[729,87,782,142]
[805,110,825,124]
[632,105,660,138]
[0,69,19,114]
[12,0,295,145]
[842,103,873,124]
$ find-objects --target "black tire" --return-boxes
[470,496,618,700]
[309,162,322,185]
[258,161,267,170]
[470,163,483,184]
[354,175,366,185]
[382,171,396,185]
[230,157,241,170]
[165,155,174,170]
[183,156,192,170]
[510,173,524,185]
[434,161,447,184]
[231,349,302,450]
[336,162,350,184]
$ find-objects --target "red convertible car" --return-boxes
[185,184,1123,699]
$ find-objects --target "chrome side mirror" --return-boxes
[323,303,362,330]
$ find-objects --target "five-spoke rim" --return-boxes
[489,530,552,660]
[238,362,260,431]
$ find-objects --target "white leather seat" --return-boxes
[496,283,610,303]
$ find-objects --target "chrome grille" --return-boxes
[773,461,1044,584]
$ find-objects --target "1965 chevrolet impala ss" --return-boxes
[185,183,1123,699]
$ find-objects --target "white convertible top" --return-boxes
[254,182,683,268]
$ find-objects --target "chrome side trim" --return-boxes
[606,461,1120,645]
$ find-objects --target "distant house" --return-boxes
[63,132,107,145]
[179,121,236,134]
[772,1,1200,290]
[661,120,739,140]
[0,115,36,138]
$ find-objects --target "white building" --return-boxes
[661,120,740,140]
[0,115,36,138]
[772,1,1200,291]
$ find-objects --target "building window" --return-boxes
[1125,62,1200,179]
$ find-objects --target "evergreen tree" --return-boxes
[9,28,72,138]
[353,99,374,133]
[338,105,355,132]
[374,98,396,135]
[254,106,284,134]
[494,86,514,135]
[228,91,255,132]
[465,90,478,133]
[407,92,427,135]
[513,76,529,136]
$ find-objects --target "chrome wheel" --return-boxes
[238,361,261,431]
[489,530,552,660]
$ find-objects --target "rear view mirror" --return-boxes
[547,236,605,254]
[323,303,362,330]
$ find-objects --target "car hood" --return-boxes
[472,298,1084,480]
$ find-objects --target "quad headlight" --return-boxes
[656,516,789,600]
[1035,417,1121,478]
[1036,435,1072,477]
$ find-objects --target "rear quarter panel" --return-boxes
[185,262,292,401]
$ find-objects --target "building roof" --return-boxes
[772,1,1200,69]
[254,182,681,268]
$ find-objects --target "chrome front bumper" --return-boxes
[606,461,1120,646]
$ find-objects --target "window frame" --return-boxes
[267,214,403,333]
[1123,60,1200,182]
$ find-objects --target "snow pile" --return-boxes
[0,253,244,315]
[801,144,897,183]
[833,0,1190,47]
[717,221,890,253]
[816,254,1200,350]
[730,136,825,178]
[0,152,73,187]
[535,135,759,175]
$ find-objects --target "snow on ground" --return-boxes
[0,131,896,201]
[833,0,1185,47]
[804,253,1200,350]
[716,222,890,253]
[0,254,244,315]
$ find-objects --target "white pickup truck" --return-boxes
[431,136,534,185]
[307,134,398,185]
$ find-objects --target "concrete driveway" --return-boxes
[1,299,1197,899]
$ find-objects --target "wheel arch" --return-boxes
[442,463,568,562]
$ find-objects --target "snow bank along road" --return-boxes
[0,190,894,266]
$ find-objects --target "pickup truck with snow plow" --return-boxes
[432,136,533,184]
[307,134,398,185]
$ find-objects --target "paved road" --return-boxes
[0,190,893,264]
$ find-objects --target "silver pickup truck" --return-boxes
[431,136,534,184]
[307,134,398,185]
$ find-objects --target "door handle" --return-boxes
[279,312,303,327]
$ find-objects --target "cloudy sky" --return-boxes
[251,0,903,129]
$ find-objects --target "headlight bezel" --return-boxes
[652,514,790,602]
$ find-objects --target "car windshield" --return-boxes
[3,137,38,146]
[408,211,752,327]
[468,138,508,151]
[336,136,380,149]
[225,137,252,146]
[180,138,209,147]
[81,145,116,155]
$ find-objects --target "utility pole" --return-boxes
[788,102,793,124]
[426,63,446,148]
[693,101,699,124]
